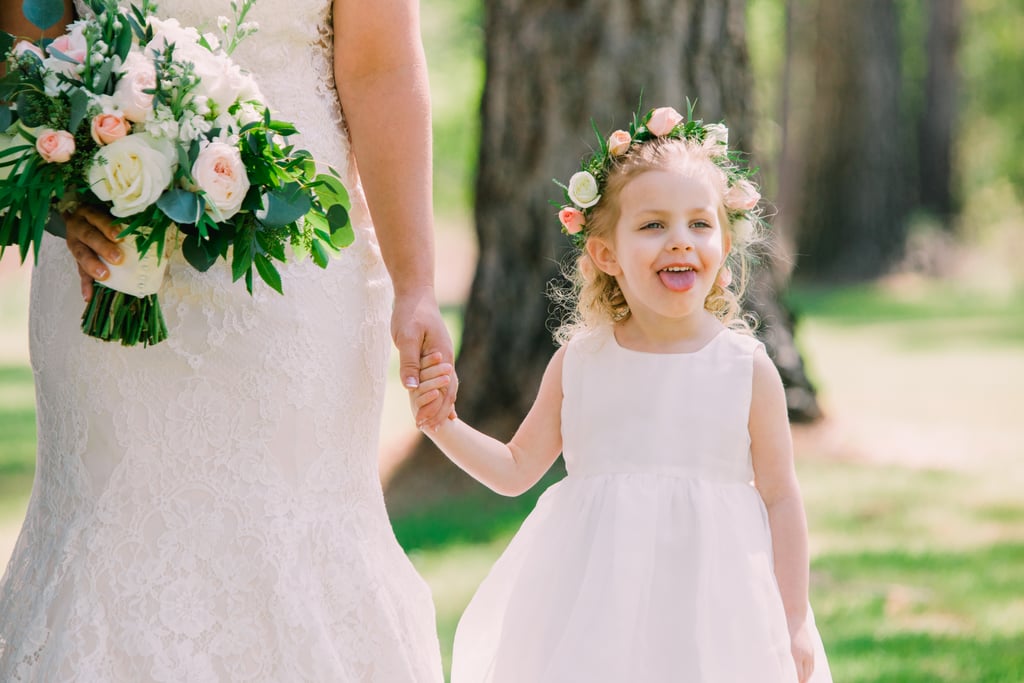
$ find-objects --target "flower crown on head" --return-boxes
[555,102,761,249]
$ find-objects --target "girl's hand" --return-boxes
[64,205,123,302]
[391,286,457,429]
[789,619,815,683]
[408,352,454,429]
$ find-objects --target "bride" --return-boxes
[0,0,452,680]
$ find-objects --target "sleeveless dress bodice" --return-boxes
[0,2,444,681]
[451,327,833,683]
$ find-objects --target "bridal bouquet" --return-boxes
[0,0,352,346]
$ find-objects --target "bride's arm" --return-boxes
[333,0,455,428]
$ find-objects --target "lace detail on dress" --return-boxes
[0,1,442,681]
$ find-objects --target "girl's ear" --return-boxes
[586,236,621,276]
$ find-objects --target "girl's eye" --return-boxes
[641,221,664,230]
[691,219,712,229]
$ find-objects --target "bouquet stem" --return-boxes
[81,283,168,347]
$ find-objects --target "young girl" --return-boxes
[411,106,832,682]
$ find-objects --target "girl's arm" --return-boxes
[749,345,815,682]
[332,0,455,429]
[412,346,566,497]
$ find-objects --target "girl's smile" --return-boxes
[588,168,731,338]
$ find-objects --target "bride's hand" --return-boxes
[64,205,123,302]
[392,285,457,430]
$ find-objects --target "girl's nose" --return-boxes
[667,225,694,251]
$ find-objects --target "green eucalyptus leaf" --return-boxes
[68,88,90,133]
[181,233,218,272]
[261,182,310,228]
[157,189,202,224]
[22,0,65,30]
[328,221,353,249]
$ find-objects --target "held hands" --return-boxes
[63,205,123,302]
[789,617,816,683]
[409,351,455,431]
[392,285,457,430]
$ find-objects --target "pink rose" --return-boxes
[607,129,631,156]
[36,129,75,163]
[724,179,761,212]
[192,142,250,221]
[91,113,132,145]
[113,51,157,123]
[13,40,44,60]
[646,107,683,136]
[558,207,586,235]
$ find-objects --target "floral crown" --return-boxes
[555,103,761,249]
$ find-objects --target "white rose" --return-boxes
[567,171,601,209]
[192,142,250,221]
[114,51,157,122]
[88,133,177,217]
[704,123,729,147]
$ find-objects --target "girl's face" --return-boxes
[588,168,730,328]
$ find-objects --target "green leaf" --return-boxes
[181,233,218,272]
[231,223,255,282]
[0,32,15,58]
[254,229,287,261]
[314,172,349,209]
[253,253,283,294]
[157,189,202,224]
[22,0,65,30]
[311,239,330,268]
[67,88,90,133]
[0,106,12,131]
[261,182,310,228]
[329,223,354,249]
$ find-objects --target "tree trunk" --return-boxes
[386,0,821,512]
[792,0,909,281]
[918,0,961,226]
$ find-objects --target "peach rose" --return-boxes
[36,129,75,163]
[646,107,683,136]
[607,129,632,156]
[724,179,761,212]
[91,113,131,145]
[558,207,586,235]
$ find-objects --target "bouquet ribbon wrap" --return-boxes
[81,230,173,347]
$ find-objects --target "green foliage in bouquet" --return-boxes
[0,0,354,346]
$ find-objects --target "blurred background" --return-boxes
[2,0,1023,680]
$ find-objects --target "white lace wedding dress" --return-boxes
[0,1,444,681]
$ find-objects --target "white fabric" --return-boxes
[452,327,833,683]
[0,1,444,681]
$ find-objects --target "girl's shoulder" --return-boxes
[716,326,764,358]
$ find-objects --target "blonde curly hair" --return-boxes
[554,136,764,345]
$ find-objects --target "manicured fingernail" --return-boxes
[95,267,108,279]
[404,377,419,388]
[108,251,122,264]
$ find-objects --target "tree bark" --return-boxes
[791,0,909,281]
[386,0,821,512]
[918,0,961,226]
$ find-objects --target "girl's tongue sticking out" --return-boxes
[659,267,696,292]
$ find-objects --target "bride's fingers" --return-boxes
[77,264,95,302]
[415,373,450,396]
[419,351,443,369]
[66,215,122,282]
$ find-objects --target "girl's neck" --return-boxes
[613,311,724,354]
